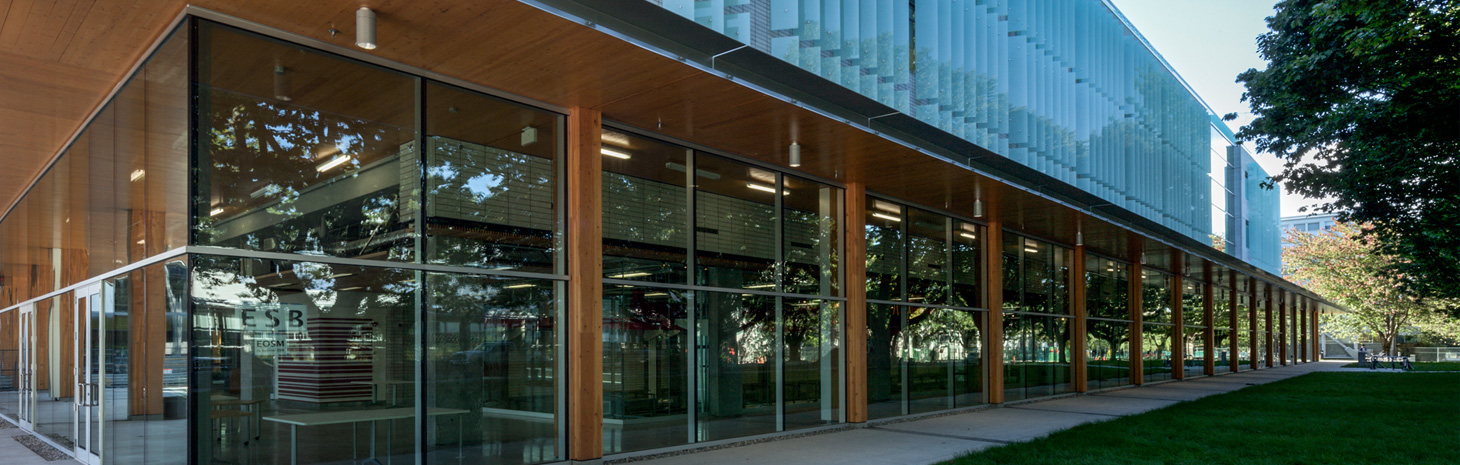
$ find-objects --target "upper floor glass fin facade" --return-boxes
[649,0,1233,251]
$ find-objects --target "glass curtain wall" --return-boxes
[1002,235,1074,401]
[864,199,984,420]
[599,130,843,454]
[1084,256,1131,390]
[1181,279,1206,378]
[0,20,189,465]
[1140,270,1174,382]
[190,20,566,465]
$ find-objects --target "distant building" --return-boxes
[1281,212,1341,246]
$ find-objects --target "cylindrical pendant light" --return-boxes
[356,7,377,50]
[273,66,291,101]
[789,142,802,167]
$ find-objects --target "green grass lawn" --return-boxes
[1340,361,1460,371]
[941,372,1460,465]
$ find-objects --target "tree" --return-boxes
[1283,222,1457,352]
[1235,0,1460,308]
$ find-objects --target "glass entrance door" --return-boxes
[75,284,103,465]
[17,303,34,430]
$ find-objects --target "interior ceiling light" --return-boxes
[746,183,787,195]
[209,207,225,217]
[871,212,902,222]
[608,271,651,279]
[601,147,632,159]
[959,232,977,240]
[356,7,377,50]
[504,283,536,289]
[789,142,801,167]
[129,169,145,182]
[316,155,353,172]
[273,66,291,101]
[601,131,631,146]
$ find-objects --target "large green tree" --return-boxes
[1234,0,1460,308]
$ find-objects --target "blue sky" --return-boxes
[1107,0,1325,217]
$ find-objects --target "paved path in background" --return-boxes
[618,361,1345,465]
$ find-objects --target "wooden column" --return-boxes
[1202,262,1215,376]
[984,200,1005,404]
[843,183,868,423]
[566,107,603,462]
[1129,240,1143,386]
[1170,255,1184,380]
[1072,244,1088,392]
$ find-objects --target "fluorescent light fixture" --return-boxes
[643,292,668,297]
[130,170,145,182]
[601,131,631,146]
[1024,247,1038,254]
[504,283,537,289]
[959,232,977,240]
[209,207,225,217]
[608,271,651,278]
[340,286,363,291]
[601,147,632,159]
[745,283,776,289]
[789,142,801,167]
[328,273,355,279]
[746,183,777,193]
[871,212,902,222]
[136,239,146,245]
[356,7,377,50]
[908,296,924,301]
[316,155,352,172]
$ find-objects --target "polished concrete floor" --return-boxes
[618,361,1343,465]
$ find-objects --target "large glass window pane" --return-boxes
[782,299,840,431]
[602,286,689,454]
[865,201,905,302]
[1142,324,1173,382]
[1085,258,1130,320]
[906,209,948,306]
[191,257,417,464]
[696,292,775,441]
[695,155,778,290]
[104,259,190,465]
[1142,270,1172,323]
[1213,328,1232,373]
[949,222,982,308]
[1086,320,1131,389]
[865,304,905,420]
[602,131,689,285]
[34,295,74,449]
[781,177,841,297]
[907,308,982,413]
[424,82,561,273]
[195,23,418,262]
[425,273,558,464]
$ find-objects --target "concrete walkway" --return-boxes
[0,421,61,465]
[617,361,1345,465]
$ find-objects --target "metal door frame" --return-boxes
[74,283,102,465]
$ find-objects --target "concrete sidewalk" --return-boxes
[615,361,1344,465]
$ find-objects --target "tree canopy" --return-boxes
[1284,222,1458,351]
[1235,0,1460,308]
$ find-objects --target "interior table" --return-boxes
[263,407,469,465]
